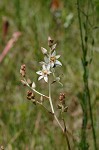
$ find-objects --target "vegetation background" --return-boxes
[0,0,99,149]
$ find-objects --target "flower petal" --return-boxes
[51,51,56,57]
[56,55,60,59]
[39,61,45,65]
[51,43,57,51]
[44,56,49,63]
[48,70,52,74]
[55,60,62,66]
[44,75,48,82]
[42,64,46,70]
[47,64,50,70]
[50,62,54,68]
[36,71,43,75]
[38,76,43,81]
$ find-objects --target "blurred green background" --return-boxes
[0,0,99,149]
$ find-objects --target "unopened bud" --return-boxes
[48,36,54,47]
[21,80,26,86]
[21,64,26,71]
[20,64,26,77]
[59,93,65,101]
[27,90,35,100]
[57,104,62,109]
[20,69,26,77]
[41,47,47,54]
[32,82,36,89]
[27,78,32,87]
[31,99,36,105]
[64,106,68,112]
[51,43,57,51]
[0,145,4,150]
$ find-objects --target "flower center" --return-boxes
[50,56,55,62]
[43,70,48,75]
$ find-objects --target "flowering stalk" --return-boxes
[20,37,76,150]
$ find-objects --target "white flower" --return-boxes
[44,51,62,68]
[36,65,51,82]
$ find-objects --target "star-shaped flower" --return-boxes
[44,51,62,68]
[36,65,51,82]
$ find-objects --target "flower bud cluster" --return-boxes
[27,90,35,100]
[59,93,65,104]
[27,90,36,104]
[20,64,26,77]
[58,92,68,112]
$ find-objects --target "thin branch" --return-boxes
[25,80,49,99]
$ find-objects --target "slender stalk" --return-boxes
[48,81,55,114]
[48,79,71,150]
[87,84,98,150]
[63,118,71,150]
[25,78,76,146]
[77,1,88,149]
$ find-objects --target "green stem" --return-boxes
[77,0,97,150]
[87,84,98,150]
[77,1,88,149]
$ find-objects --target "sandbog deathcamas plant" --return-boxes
[20,37,75,150]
